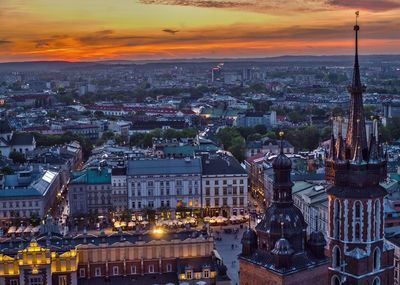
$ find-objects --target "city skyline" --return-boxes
[1,0,400,62]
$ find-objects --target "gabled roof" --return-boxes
[0,120,12,134]
[11,133,35,146]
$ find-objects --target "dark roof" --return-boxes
[0,120,12,134]
[78,273,178,285]
[11,133,34,146]
[0,230,206,255]
[239,249,329,275]
[202,155,246,175]
[112,167,127,175]
[326,184,387,199]
[177,256,215,273]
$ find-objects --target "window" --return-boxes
[166,200,170,207]
[373,248,381,271]
[374,200,381,240]
[189,200,193,207]
[195,200,199,207]
[233,180,237,185]
[167,264,172,272]
[205,199,210,207]
[223,198,227,206]
[233,198,237,206]
[334,199,341,239]
[331,276,341,285]
[80,268,85,278]
[239,197,244,205]
[95,268,101,277]
[203,269,210,278]
[149,265,154,273]
[205,188,210,196]
[148,201,154,208]
[373,277,381,285]
[161,200,164,207]
[148,181,153,186]
[214,188,219,196]
[186,270,192,279]
[355,201,361,218]
[113,266,119,276]
[206,180,210,185]
[239,186,244,195]
[223,180,227,185]
[131,265,136,274]
[58,276,67,285]
[233,187,237,195]
[354,223,361,241]
[10,280,18,285]
[138,201,141,208]
[332,246,341,268]
[215,198,219,206]
[214,180,218,185]
[29,277,43,285]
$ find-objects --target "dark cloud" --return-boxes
[0,40,12,44]
[140,0,247,9]
[162,29,179,34]
[326,0,400,11]
[77,30,150,45]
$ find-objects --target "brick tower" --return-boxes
[324,18,394,285]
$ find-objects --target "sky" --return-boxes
[0,0,399,62]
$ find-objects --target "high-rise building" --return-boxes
[324,23,394,285]
[239,137,329,285]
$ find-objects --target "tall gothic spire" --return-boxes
[346,13,367,158]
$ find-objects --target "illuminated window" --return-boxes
[189,200,193,207]
[177,200,182,207]
[195,200,199,207]
[186,270,193,279]
[203,269,210,278]
[59,276,67,285]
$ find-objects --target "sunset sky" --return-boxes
[1,0,400,62]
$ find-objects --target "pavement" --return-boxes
[213,225,247,285]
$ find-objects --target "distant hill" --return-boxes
[1,55,400,71]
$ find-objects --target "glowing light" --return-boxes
[153,228,164,234]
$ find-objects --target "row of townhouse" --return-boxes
[68,154,248,219]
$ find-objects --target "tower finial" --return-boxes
[353,11,361,89]
[279,131,284,154]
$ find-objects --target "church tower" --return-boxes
[239,134,329,285]
[325,18,394,285]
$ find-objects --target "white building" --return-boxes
[201,154,248,217]
[126,158,202,219]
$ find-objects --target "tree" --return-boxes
[254,124,267,135]
[387,117,400,140]
[217,127,241,149]
[228,136,246,162]
[9,151,26,163]
[331,106,345,117]
[0,165,14,175]
[181,128,197,138]
[320,126,332,142]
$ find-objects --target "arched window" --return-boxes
[373,247,381,271]
[374,200,381,240]
[372,277,380,285]
[355,223,361,241]
[332,246,341,268]
[354,201,361,219]
[331,275,341,285]
[334,199,341,239]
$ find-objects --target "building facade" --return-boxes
[68,168,112,216]
[201,154,248,217]
[111,168,128,212]
[127,158,202,219]
[0,218,229,285]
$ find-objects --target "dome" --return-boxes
[272,153,292,169]
[272,237,293,255]
[241,228,257,245]
[309,230,326,247]
[256,205,306,252]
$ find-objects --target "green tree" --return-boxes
[9,151,26,163]
[0,165,14,175]
[254,124,267,135]
[217,127,241,149]
[228,136,246,162]
[320,126,332,142]
[387,117,400,140]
